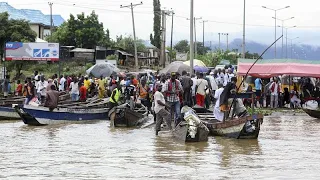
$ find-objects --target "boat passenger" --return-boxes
[109,83,121,109]
[79,83,87,102]
[214,83,224,121]
[125,78,137,109]
[59,75,66,92]
[219,77,237,119]
[138,77,151,112]
[25,77,35,104]
[154,84,172,135]
[84,76,91,90]
[98,76,106,99]
[15,80,23,96]
[44,85,60,111]
[23,79,28,96]
[3,75,9,98]
[36,75,48,104]
[69,77,79,101]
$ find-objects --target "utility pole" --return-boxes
[242,0,246,58]
[48,2,53,39]
[218,33,221,50]
[190,0,194,74]
[120,2,143,69]
[201,20,208,47]
[193,17,202,58]
[221,33,229,50]
[170,10,175,63]
[160,9,173,67]
[161,10,167,68]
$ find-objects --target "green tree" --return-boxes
[150,0,161,49]
[174,40,189,53]
[47,11,105,49]
[166,47,176,60]
[196,42,210,55]
[0,12,37,79]
[115,36,146,54]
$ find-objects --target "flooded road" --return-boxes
[1,115,320,179]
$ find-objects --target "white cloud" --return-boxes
[6,0,320,45]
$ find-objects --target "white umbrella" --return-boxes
[86,62,120,78]
[159,61,190,74]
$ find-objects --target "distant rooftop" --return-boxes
[0,2,65,26]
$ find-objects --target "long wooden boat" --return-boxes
[14,104,109,126]
[109,103,148,127]
[198,113,263,139]
[0,97,25,120]
[0,93,71,120]
[172,121,209,142]
[303,108,320,119]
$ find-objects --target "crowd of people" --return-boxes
[2,66,320,134]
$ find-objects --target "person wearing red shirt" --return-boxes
[79,83,87,101]
[15,80,23,96]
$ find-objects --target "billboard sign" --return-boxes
[5,42,59,61]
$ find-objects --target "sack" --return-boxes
[305,100,318,110]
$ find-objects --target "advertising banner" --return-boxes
[5,42,59,61]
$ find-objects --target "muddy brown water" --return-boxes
[0,115,320,179]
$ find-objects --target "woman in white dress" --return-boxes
[214,84,224,121]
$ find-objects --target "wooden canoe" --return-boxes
[303,108,320,119]
[109,103,148,127]
[199,114,264,139]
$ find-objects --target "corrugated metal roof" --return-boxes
[0,2,64,26]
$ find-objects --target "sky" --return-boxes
[6,0,320,46]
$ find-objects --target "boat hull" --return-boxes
[303,108,320,119]
[201,114,263,139]
[15,105,109,126]
[0,106,20,120]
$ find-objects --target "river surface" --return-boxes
[1,114,320,179]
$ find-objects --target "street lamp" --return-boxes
[262,5,290,58]
[287,36,299,59]
[273,17,294,58]
[279,25,296,58]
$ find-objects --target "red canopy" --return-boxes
[237,59,320,78]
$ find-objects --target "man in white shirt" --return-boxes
[154,84,172,135]
[191,74,197,106]
[196,73,209,107]
[214,83,224,121]
[69,78,79,101]
[36,75,48,104]
[227,69,235,82]
[59,75,66,91]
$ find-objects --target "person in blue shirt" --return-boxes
[254,78,263,106]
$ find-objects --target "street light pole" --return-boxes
[201,20,208,47]
[284,26,296,58]
[273,17,294,58]
[287,36,299,59]
[242,0,246,58]
[190,0,194,74]
[194,17,202,57]
[262,5,290,58]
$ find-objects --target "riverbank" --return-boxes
[251,108,305,116]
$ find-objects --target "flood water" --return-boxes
[1,114,320,179]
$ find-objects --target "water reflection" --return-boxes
[153,132,209,164]
[214,137,261,168]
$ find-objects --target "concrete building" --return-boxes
[0,2,64,39]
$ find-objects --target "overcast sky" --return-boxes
[7,0,320,46]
